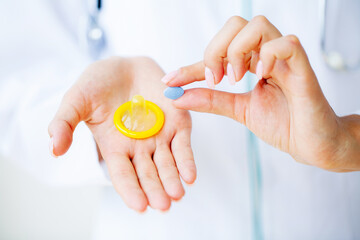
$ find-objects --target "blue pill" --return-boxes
[163,87,184,100]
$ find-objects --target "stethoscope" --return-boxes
[85,0,106,60]
[320,0,360,71]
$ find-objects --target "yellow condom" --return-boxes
[114,95,165,139]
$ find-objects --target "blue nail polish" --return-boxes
[163,87,184,100]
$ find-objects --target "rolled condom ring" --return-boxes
[114,95,165,139]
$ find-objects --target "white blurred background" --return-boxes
[0,155,101,240]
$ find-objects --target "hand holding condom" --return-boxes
[48,57,196,212]
[163,15,360,172]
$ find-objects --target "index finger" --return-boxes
[164,61,205,87]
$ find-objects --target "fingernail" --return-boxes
[205,67,215,89]
[227,63,236,85]
[256,60,263,80]
[49,137,57,158]
[161,70,179,84]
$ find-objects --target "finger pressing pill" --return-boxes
[163,87,184,100]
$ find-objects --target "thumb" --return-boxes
[173,88,250,124]
[48,87,89,157]
[162,61,205,87]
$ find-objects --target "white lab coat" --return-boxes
[1,0,359,239]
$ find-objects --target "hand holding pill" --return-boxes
[160,15,360,171]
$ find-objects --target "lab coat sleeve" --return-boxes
[0,62,111,186]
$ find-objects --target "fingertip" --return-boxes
[49,120,74,156]
[167,79,189,87]
[214,70,225,85]
[172,191,185,202]
[133,202,148,214]
[161,70,179,85]
[166,182,185,201]
[136,207,148,214]
[205,67,216,89]
[184,180,196,186]
[133,200,149,213]
[167,81,180,87]
[167,61,206,87]
[125,191,149,213]
[227,57,247,83]
[159,200,172,212]
[227,63,236,85]
[181,166,197,185]
[177,156,197,185]
[149,194,171,211]
[55,131,73,156]
[159,204,171,213]
[136,202,149,213]
[236,63,247,82]
[49,137,57,158]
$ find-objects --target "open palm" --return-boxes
[48,57,196,212]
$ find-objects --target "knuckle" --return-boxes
[227,46,243,60]
[260,42,272,54]
[252,15,270,25]
[204,46,219,61]
[115,167,133,179]
[286,34,301,46]
[208,90,215,113]
[231,94,239,121]
[134,56,155,64]
[177,155,194,167]
[226,15,245,25]
[163,174,179,183]
[139,169,156,182]
[233,95,245,123]
[157,160,174,171]
[178,66,189,76]
[259,45,271,61]
[203,55,217,69]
